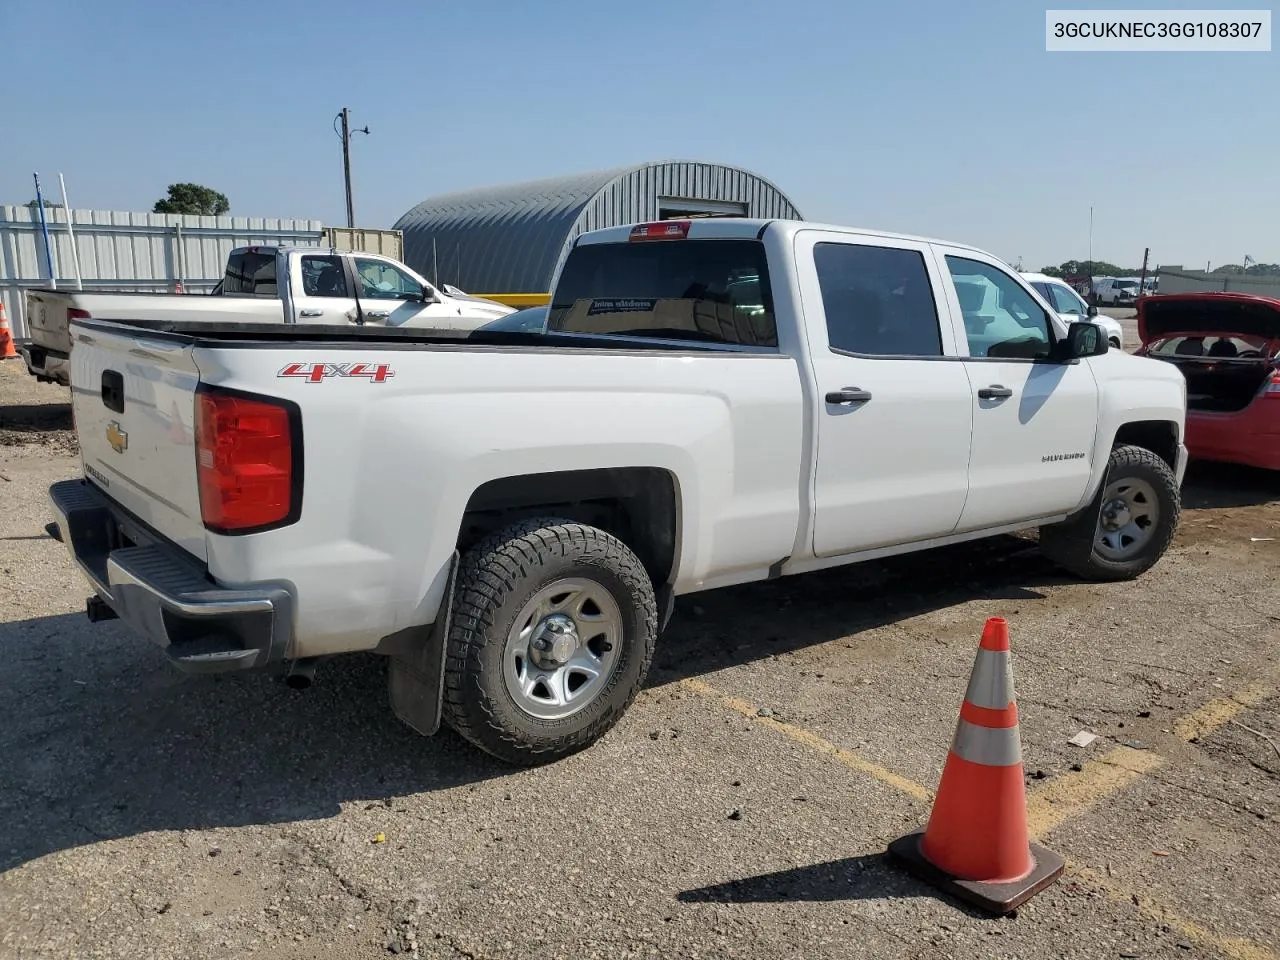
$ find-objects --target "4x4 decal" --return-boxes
[278,362,395,384]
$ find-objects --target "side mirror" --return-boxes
[420,284,439,304]
[1062,320,1108,360]
[1087,303,1099,318]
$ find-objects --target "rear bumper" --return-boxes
[48,478,294,673]
[19,342,70,385]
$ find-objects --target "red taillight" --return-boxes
[67,308,91,320]
[194,387,300,534]
[629,220,691,241]
[1265,371,1280,398]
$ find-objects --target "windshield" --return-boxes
[548,239,777,346]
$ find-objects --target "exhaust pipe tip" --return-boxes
[284,657,321,690]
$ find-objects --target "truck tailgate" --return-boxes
[70,324,208,561]
[25,290,72,350]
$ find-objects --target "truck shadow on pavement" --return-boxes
[647,461,1278,689]
[1180,460,1280,509]
[647,533,1053,689]
[0,401,73,432]
[0,615,507,873]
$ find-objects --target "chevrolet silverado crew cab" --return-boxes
[48,217,1188,766]
[20,245,513,385]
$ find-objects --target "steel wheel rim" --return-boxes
[1095,476,1159,560]
[502,578,623,721]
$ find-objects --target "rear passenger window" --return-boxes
[813,243,943,356]
[301,256,350,298]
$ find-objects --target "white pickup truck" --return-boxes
[20,245,513,385]
[48,217,1189,765]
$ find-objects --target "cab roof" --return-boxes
[573,217,991,257]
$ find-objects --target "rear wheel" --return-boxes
[442,517,657,765]
[1039,444,1180,581]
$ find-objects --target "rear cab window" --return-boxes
[547,237,777,347]
[222,251,278,296]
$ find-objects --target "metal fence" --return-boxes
[0,205,326,339]
[1156,266,1280,299]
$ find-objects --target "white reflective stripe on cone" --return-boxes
[950,718,1022,766]
[963,648,1016,710]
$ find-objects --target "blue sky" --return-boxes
[2,0,1275,270]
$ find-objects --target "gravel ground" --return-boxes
[1,355,1278,960]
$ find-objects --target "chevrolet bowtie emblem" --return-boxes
[106,421,128,454]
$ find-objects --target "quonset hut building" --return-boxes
[392,160,803,297]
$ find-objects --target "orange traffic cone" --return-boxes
[887,617,1064,914]
[0,301,16,359]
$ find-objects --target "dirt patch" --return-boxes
[0,359,78,455]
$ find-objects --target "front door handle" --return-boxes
[978,384,1014,400]
[367,310,391,319]
[825,387,873,405]
[298,309,323,318]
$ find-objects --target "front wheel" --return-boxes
[1039,444,1181,581]
[441,517,657,765]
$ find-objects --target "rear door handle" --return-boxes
[825,387,873,405]
[298,309,323,318]
[367,310,391,319]
[978,384,1013,400]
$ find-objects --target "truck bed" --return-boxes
[70,316,770,352]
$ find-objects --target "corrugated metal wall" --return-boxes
[393,161,803,295]
[1156,266,1280,299]
[0,206,324,338]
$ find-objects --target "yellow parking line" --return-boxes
[678,678,933,803]
[1071,863,1278,960]
[1026,745,1167,839]
[1173,683,1273,743]
[679,675,1279,960]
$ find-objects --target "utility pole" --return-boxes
[1087,204,1094,303]
[334,107,369,228]
[1138,247,1150,300]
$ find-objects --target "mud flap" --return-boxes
[387,551,458,737]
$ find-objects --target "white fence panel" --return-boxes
[0,205,325,338]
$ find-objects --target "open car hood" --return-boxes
[1139,293,1280,345]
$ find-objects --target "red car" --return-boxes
[1136,292,1280,471]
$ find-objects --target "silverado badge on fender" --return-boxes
[106,421,128,454]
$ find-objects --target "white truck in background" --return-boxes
[49,216,1188,766]
[20,245,514,385]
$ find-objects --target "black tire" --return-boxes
[1039,444,1181,581]
[441,517,657,766]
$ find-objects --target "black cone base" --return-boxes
[887,828,1065,915]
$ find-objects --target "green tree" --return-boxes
[1039,265,1065,278]
[153,183,230,216]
